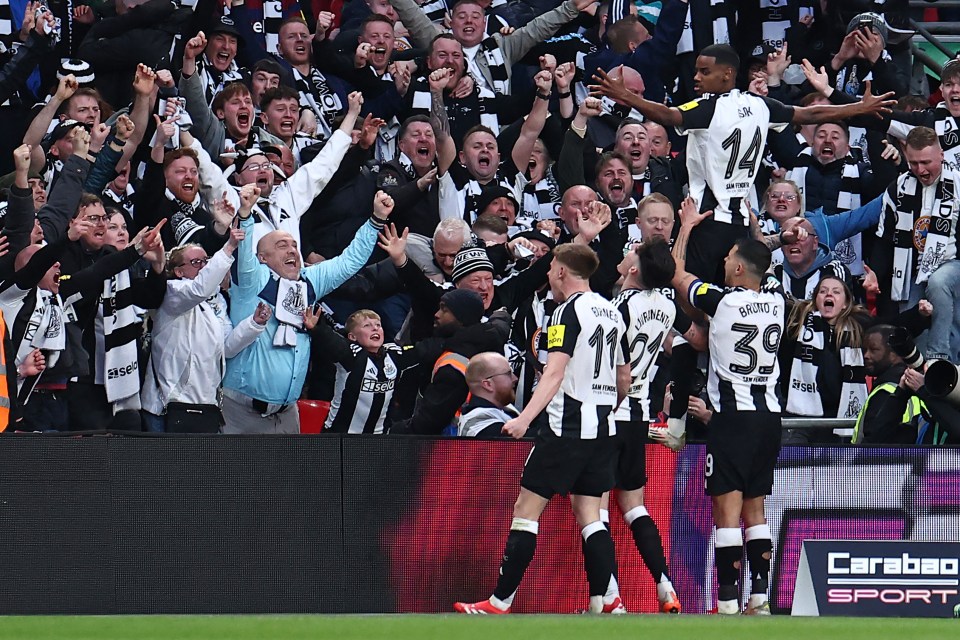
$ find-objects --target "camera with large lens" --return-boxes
[924,360,960,406]
[888,326,925,370]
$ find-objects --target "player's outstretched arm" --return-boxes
[670,196,712,303]
[589,66,683,128]
[791,79,896,125]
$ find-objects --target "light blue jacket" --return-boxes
[222,215,379,404]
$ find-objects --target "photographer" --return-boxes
[854,323,934,445]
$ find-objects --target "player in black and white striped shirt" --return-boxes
[669,203,785,616]
[455,244,630,615]
[593,42,892,467]
[611,238,682,613]
[593,43,894,284]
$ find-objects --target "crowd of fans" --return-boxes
[0,0,955,444]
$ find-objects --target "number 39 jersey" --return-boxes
[677,90,794,226]
[612,288,676,423]
[545,291,627,439]
[688,280,784,413]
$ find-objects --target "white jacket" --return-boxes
[141,248,265,414]
[193,129,352,249]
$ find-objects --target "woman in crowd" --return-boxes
[141,212,270,433]
[780,275,871,444]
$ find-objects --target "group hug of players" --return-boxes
[453,43,897,616]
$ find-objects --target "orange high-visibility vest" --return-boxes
[431,351,471,419]
[0,311,11,431]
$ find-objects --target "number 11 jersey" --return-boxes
[688,280,785,413]
[677,90,794,226]
[545,291,627,439]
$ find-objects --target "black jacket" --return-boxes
[409,311,512,435]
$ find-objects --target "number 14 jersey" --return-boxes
[678,90,794,226]
[688,280,784,413]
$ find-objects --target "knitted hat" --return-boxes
[475,185,519,218]
[57,59,95,87]
[847,12,888,46]
[440,289,484,327]
[451,247,494,283]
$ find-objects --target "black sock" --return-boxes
[747,537,772,595]
[668,343,696,419]
[582,528,616,597]
[629,515,669,584]
[492,530,537,602]
[715,544,743,598]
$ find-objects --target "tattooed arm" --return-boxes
[428,68,457,176]
[749,210,783,252]
[671,196,712,304]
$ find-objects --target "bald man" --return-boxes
[221,189,394,434]
[772,218,850,300]
[458,352,519,437]
[587,65,647,151]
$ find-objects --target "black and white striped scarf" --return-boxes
[883,170,959,301]
[408,75,500,134]
[786,311,867,419]
[677,0,733,55]
[262,0,285,55]
[419,0,448,24]
[519,165,561,225]
[774,260,848,301]
[479,35,509,95]
[788,148,865,275]
[612,198,639,233]
[292,67,342,140]
[511,289,556,410]
[933,105,960,172]
[0,2,14,51]
[165,189,205,247]
[102,183,135,216]
[100,270,140,408]
[196,55,244,106]
[15,288,65,383]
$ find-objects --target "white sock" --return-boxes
[748,593,768,608]
[599,509,610,525]
[657,576,676,601]
[581,520,606,540]
[489,594,511,611]
[666,416,686,438]
[717,599,740,615]
[589,595,604,613]
[622,505,649,526]
[604,574,620,604]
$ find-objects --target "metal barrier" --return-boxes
[910,19,960,57]
[781,417,855,430]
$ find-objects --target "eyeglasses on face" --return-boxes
[767,192,798,202]
[242,162,274,173]
[484,370,514,381]
[187,257,209,268]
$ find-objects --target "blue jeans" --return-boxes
[924,259,960,361]
[142,411,166,433]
